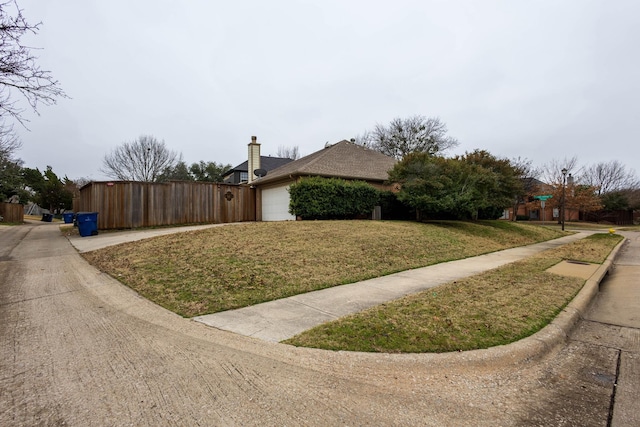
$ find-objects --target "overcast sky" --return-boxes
[14,0,640,181]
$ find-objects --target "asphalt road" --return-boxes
[1,222,638,426]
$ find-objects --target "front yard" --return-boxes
[82,220,563,317]
[81,220,623,352]
[285,233,622,352]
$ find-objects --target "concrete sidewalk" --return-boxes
[67,222,236,253]
[65,224,612,344]
[194,232,595,342]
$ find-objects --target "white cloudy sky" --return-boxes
[13,0,640,181]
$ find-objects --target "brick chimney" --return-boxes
[247,135,261,184]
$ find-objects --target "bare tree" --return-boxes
[623,188,640,210]
[540,156,581,187]
[511,156,539,180]
[72,176,92,187]
[581,160,639,195]
[276,145,300,160]
[0,120,20,159]
[541,157,607,222]
[357,115,459,159]
[353,130,374,148]
[0,120,22,200]
[0,1,67,126]
[101,135,181,182]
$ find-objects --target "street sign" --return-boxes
[534,195,553,221]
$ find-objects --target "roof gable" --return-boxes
[254,140,397,185]
[522,177,554,193]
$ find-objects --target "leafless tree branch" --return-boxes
[581,160,640,195]
[356,115,459,159]
[541,157,581,186]
[101,135,181,182]
[0,1,68,126]
[0,118,20,159]
[276,145,300,160]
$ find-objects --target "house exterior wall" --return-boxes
[256,175,394,222]
[224,170,248,185]
[505,204,579,222]
[582,209,635,225]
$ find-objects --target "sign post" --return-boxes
[533,195,553,222]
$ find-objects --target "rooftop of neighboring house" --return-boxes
[253,140,397,186]
[223,156,294,184]
[522,177,553,193]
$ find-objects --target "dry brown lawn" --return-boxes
[82,220,562,317]
[284,233,622,352]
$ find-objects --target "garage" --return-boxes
[254,140,397,221]
[261,184,296,221]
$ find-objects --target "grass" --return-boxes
[81,220,563,318]
[558,221,639,232]
[25,214,63,222]
[59,224,79,236]
[283,233,623,352]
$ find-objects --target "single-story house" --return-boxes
[75,137,396,229]
[252,139,397,221]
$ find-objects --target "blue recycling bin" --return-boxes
[76,212,99,237]
[63,212,74,224]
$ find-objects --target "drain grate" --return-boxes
[566,259,592,265]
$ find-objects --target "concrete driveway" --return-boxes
[1,221,638,426]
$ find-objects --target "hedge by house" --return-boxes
[378,190,415,220]
[288,177,380,219]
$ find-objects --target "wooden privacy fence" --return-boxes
[0,202,24,223]
[75,181,256,230]
[583,209,635,225]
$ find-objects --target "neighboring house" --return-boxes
[223,136,293,184]
[503,177,553,220]
[252,139,397,221]
[503,177,579,222]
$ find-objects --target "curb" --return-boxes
[423,235,628,369]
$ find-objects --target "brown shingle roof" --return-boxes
[253,140,397,185]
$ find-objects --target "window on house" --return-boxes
[240,172,248,182]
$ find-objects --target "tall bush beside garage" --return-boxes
[289,177,380,219]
